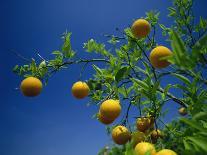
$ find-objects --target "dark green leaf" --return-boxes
[180,118,207,132]
[186,137,207,152]
[115,66,128,82]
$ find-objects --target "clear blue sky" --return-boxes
[1,0,206,155]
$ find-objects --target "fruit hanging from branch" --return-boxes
[156,149,177,155]
[71,81,90,99]
[111,125,131,145]
[134,142,156,155]
[20,77,43,97]
[12,0,207,154]
[99,99,121,121]
[178,107,187,116]
[131,19,151,38]
[150,46,172,69]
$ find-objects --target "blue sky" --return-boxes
[1,0,207,155]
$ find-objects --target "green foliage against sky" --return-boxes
[13,0,207,154]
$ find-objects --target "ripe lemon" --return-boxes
[112,125,131,145]
[71,81,90,99]
[150,46,172,68]
[20,77,43,97]
[136,117,151,132]
[156,149,177,155]
[100,99,121,120]
[131,19,151,38]
[178,107,187,116]
[98,112,114,125]
[134,142,156,155]
[131,131,145,147]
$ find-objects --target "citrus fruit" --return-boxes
[178,107,187,116]
[134,142,156,155]
[98,112,114,125]
[151,129,162,139]
[150,46,172,68]
[156,149,177,155]
[131,19,151,38]
[100,99,121,120]
[20,77,43,97]
[136,117,151,132]
[112,125,131,145]
[71,81,89,99]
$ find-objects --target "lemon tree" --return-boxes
[12,0,207,154]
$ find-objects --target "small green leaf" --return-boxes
[92,64,103,75]
[131,78,149,90]
[13,65,19,73]
[30,59,37,75]
[172,73,191,85]
[52,50,62,55]
[62,32,75,58]
[151,81,160,95]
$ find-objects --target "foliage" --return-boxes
[12,0,207,154]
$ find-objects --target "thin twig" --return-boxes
[10,50,31,62]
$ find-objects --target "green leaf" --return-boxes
[52,50,62,55]
[151,81,160,95]
[193,34,207,52]
[92,64,103,75]
[183,139,192,150]
[164,84,173,96]
[124,143,136,155]
[186,137,207,152]
[193,112,207,121]
[30,59,37,75]
[170,30,193,68]
[159,24,167,30]
[131,78,149,90]
[83,39,109,56]
[115,66,128,82]
[39,61,46,68]
[124,28,134,39]
[172,73,191,85]
[62,32,74,58]
[180,118,207,132]
[168,7,176,17]
[13,65,19,73]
